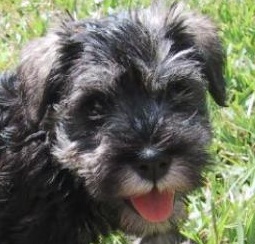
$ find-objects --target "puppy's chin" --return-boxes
[118,197,187,236]
[116,176,188,235]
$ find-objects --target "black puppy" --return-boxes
[0,2,225,244]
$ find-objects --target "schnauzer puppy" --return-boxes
[0,2,225,244]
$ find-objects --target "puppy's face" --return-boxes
[56,62,210,234]
[19,3,225,236]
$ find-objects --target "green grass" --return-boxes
[0,0,254,243]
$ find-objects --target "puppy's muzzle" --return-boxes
[134,148,170,182]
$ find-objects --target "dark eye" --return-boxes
[167,80,206,111]
[170,82,194,97]
[85,98,106,121]
[80,92,113,123]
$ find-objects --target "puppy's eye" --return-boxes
[81,93,112,122]
[162,80,206,115]
[86,99,106,121]
[171,82,193,96]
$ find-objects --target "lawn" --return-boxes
[0,0,254,243]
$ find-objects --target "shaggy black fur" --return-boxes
[0,2,225,244]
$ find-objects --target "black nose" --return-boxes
[135,148,170,182]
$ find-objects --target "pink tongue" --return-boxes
[130,189,175,223]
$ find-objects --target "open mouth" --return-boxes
[128,188,175,223]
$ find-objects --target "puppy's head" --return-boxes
[18,2,225,236]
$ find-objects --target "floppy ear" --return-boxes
[185,14,226,106]
[17,16,84,125]
[162,3,226,106]
[18,32,61,124]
